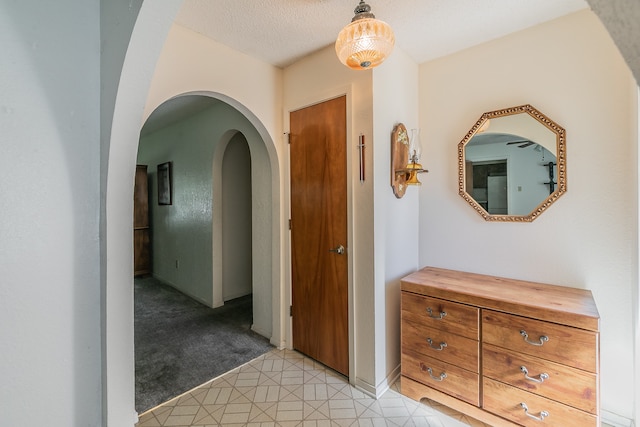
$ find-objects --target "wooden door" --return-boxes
[290,96,349,376]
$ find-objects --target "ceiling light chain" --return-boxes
[352,1,375,20]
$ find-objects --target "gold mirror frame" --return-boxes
[457,104,566,222]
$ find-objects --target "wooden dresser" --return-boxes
[400,267,599,427]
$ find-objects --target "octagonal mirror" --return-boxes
[458,105,566,222]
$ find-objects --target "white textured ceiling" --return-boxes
[143,0,590,135]
[176,0,589,68]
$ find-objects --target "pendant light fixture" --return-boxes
[335,1,395,70]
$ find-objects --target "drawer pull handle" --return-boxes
[520,330,549,346]
[520,366,549,383]
[419,362,447,381]
[426,307,447,319]
[519,402,549,421]
[426,338,447,351]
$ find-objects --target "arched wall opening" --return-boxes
[221,132,253,303]
[212,119,275,339]
[138,94,273,339]
[105,2,283,418]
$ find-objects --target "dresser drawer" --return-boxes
[483,378,597,427]
[402,320,479,373]
[483,343,597,414]
[402,349,479,406]
[482,310,598,372]
[401,292,479,340]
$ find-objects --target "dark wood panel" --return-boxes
[134,229,150,276]
[134,165,149,228]
[134,165,150,276]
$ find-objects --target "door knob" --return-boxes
[329,245,345,255]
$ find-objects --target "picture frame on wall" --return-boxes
[157,161,172,205]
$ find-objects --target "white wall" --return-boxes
[419,10,637,422]
[139,110,215,306]
[636,86,640,427]
[1,1,102,425]
[103,3,182,424]
[372,48,421,393]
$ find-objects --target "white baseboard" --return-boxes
[354,363,402,399]
[270,337,287,349]
[250,323,271,340]
[354,377,377,398]
[601,409,634,427]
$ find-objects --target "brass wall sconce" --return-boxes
[391,123,428,198]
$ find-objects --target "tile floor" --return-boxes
[137,348,612,427]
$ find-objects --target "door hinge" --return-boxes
[290,305,293,317]
[288,219,292,230]
[284,132,290,144]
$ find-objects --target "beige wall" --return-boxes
[419,10,637,421]
[283,45,376,391]
[371,48,421,393]
[281,43,423,396]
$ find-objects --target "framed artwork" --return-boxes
[157,161,172,205]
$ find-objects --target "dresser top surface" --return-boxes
[401,267,599,331]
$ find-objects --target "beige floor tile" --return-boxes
[139,348,613,427]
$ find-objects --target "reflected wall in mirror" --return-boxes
[457,105,566,222]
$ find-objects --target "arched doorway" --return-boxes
[137,94,273,331]
[104,5,283,422]
[221,132,253,303]
[134,99,273,411]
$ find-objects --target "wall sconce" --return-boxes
[391,124,428,198]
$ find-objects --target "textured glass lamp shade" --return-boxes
[335,3,395,70]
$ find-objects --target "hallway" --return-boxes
[135,276,273,412]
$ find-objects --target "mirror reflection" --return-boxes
[458,105,566,222]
